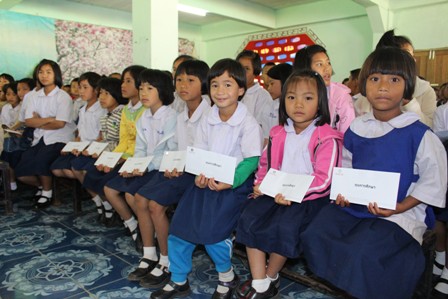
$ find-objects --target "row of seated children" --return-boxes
[1,44,446,299]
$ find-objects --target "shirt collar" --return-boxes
[246,82,261,95]
[207,102,247,126]
[285,118,318,134]
[182,98,210,123]
[127,101,142,112]
[361,111,421,128]
[37,86,60,97]
[144,105,168,119]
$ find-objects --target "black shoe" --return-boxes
[236,276,280,298]
[236,282,279,299]
[212,274,240,299]
[33,196,52,210]
[150,280,191,299]
[104,212,122,227]
[127,258,158,281]
[140,264,171,289]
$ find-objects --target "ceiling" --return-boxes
[66,0,325,26]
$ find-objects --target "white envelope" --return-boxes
[85,141,109,155]
[330,167,400,210]
[94,151,123,168]
[119,156,154,173]
[61,141,90,152]
[159,151,186,172]
[185,146,236,185]
[259,168,315,203]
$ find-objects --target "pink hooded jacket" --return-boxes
[254,123,343,201]
[328,82,355,133]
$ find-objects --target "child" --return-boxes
[236,50,272,125]
[129,60,210,287]
[293,45,355,133]
[260,63,293,145]
[170,54,195,113]
[260,62,275,88]
[354,30,437,128]
[14,59,76,209]
[103,69,177,249]
[151,59,263,299]
[300,47,447,299]
[1,83,23,190]
[51,72,104,179]
[0,73,15,112]
[235,70,342,298]
[82,65,146,225]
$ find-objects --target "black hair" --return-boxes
[267,63,293,87]
[263,62,276,68]
[208,58,247,101]
[3,82,18,95]
[173,55,194,65]
[236,50,262,75]
[175,60,210,95]
[17,78,36,91]
[0,73,15,83]
[98,77,127,105]
[350,68,361,80]
[79,72,102,90]
[279,69,330,127]
[139,69,175,105]
[36,59,63,88]
[359,47,416,100]
[71,77,79,83]
[293,44,328,71]
[376,29,413,50]
[122,65,146,89]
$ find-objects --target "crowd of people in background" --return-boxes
[1,29,448,299]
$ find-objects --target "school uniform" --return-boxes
[82,101,144,195]
[241,82,271,125]
[236,120,342,258]
[168,102,263,283]
[136,98,210,205]
[72,97,85,123]
[0,103,23,168]
[71,104,123,171]
[260,98,279,140]
[301,112,447,299]
[105,105,177,195]
[51,101,106,170]
[15,87,75,177]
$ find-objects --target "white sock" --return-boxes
[435,267,448,294]
[267,273,278,282]
[163,281,185,291]
[139,247,158,268]
[151,254,169,276]
[216,267,235,293]
[434,251,446,276]
[102,201,113,218]
[92,195,103,214]
[124,216,138,239]
[10,182,17,191]
[252,278,270,293]
[38,190,52,203]
[35,186,43,196]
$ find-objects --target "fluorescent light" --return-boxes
[177,4,207,17]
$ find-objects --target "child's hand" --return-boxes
[32,112,41,118]
[132,169,145,177]
[96,164,104,172]
[195,174,209,188]
[72,149,80,156]
[367,202,395,217]
[251,184,263,199]
[82,150,90,156]
[164,168,182,179]
[103,166,112,173]
[335,194,350,207]
[274,193,291,206]
[60,150,68,156]
[91,153,99,159]
[208,178,231,191]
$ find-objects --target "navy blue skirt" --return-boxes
[169,176,253,245]
[50,154,76,170]
[15,140,65,177]
[1,150,24,169]
[105,170,161,195]
[236,195,329,258]
[301,204,425,299]
[82,164,120,195]
[71,155,96,171]
[136,173,195,206]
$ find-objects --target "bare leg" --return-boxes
[125,193,137,215]
[17,175,40,187]
[72,169,86,184]
[40,176,52,191]
[134,194,155,247]
[104,186,133,220]
[62,169,76,179]
[9,168,16,183]
[52,169,65,178]
[246,247,267,279]
[149,200,169,256]
[266,253,287,278]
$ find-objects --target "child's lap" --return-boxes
[82,165,119,195]
[71,155,95,171]
[105,170,159,195]
[50,154,76,171]
[15,141,65,177]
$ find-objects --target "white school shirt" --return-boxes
[77,101,106,141]
[281,118,317,175]
[194,102,263,164]
[0,103,21,128]
[175,98,210,150]
[433,103,448,132]
[25,87,76,146]
[19,89,36,123]
[343,112,447,244]
[260,98,280,139]
[72,97,85,121]
[241,82,272,125]
[170,92,211,114]
[135,105,177,171]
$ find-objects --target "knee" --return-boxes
[149,201,165,216]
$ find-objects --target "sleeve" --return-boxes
[433,105,447,133]
[402,99,431,127]
[232,156,259,188]
[192,117,208,150]
[417,86,437,128]
[55,92,73,123]
[133,118,146,158]
[336,92,356,133]
[303,137,341,201]
[409,131,447,208]
[24,96,35,120]
[0,106,8,126]
[147,114,177,171]
[113,110,131,158]
[254,145,268,185]
[240,118,263,158]
[254,90,272,125]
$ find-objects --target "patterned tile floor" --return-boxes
[0,185,337,299]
